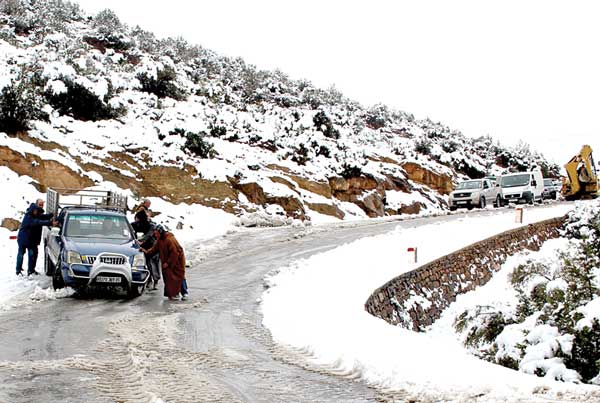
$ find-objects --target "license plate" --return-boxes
[456,201,467,204]
[96,276,121,283]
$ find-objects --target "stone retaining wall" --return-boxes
[365,217,565,331]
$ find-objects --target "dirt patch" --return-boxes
[0,146,94,191]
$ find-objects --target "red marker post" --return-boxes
[407,247,418,264]
[9,235,17,240]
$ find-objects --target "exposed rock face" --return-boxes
[266,195,305,220]
[269,176,296,192]
[1,135,452,221]
[357,191,385,217]
[0,146,94,190]
[289,175,332,198]
[399,201,425,215]
[401,162,453,195]
[306,202,345,219]
[329,175,386,217]
[1,218,20,231]
[234,182,267,205]
[386,201,425,216]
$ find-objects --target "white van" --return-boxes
[499,168,544,205]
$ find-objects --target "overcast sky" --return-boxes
[73,0,600,165]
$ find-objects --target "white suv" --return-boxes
[449,178,501,210]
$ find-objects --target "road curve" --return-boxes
[0,206,569,403]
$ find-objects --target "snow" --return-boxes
[576,298,600,330]
[261,204,599,401]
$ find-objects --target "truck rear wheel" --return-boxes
[494,195,501,208]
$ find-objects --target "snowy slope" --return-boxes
[0,0,561,225]
[260,204,600,402]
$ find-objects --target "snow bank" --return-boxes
[261,204,597,401]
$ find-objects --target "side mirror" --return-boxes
[532,181,537,187]
[496,183,500,187]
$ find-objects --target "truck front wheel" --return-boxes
[52,260,65,290]
[128,284,145,298]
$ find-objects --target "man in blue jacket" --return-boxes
[16,200,56,276]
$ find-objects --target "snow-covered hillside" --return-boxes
[0,0,559,226]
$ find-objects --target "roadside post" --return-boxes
[407,247,418,264]
[515,207,523,224]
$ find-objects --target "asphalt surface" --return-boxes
[0,205,570,403]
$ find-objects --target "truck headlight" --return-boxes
[67,251,82,264]
[132,253,146,268]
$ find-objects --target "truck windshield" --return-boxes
[456,181,482,190]
[501,174,530,188]
[65,214,132,240]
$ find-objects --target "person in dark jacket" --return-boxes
[131,209,161,289]
[16,202,56,276]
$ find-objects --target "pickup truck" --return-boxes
[448,178,502,210]
[43,189,149,297]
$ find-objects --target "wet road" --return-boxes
[0,206,568,403]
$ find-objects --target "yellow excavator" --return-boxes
[562,145,599,200]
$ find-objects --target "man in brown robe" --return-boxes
[141,225,187,300]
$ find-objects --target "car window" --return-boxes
[65,214,132,240]
[456,181,482,190]
[501,174,530,188]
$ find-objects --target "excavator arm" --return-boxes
[562,145,599,200]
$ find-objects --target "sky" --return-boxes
[72,0,600,165]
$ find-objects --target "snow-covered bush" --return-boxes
[454,202,600,384]
[414,138,432,155]
[312,110,340,140]
[182,131,216,159]
[137,66,186,101]
[45,79,125,121]
[0,79,48,133]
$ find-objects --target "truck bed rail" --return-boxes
[47,188,128,215]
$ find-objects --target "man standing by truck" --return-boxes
[132,209,161,290]
[16,201,56,276]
